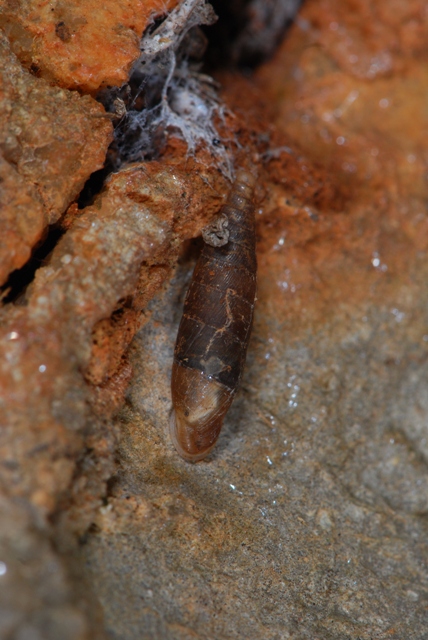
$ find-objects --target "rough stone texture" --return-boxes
[77,0,428,638]
[0,157,228,637]
[0,0,179,93]
[0,157,227,504]
[0,31,112,286]
[0,498,103,640]
[1,0,428,638]
[0,154,47,289]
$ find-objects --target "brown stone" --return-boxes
[0,153,228,636]
[1,0,428,638]
[78,1,428,638]
[0,155,47,287]
[0,0,180,92]
[0,31,112,285]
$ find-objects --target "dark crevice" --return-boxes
[205,0,303,70]
[0,225,64,305]
[79,1,303,206]
[1,2,304,307]
[77,163,114,209]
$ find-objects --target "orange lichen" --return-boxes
[213,0,428,339]
[2,1,428,636]
[85,264,171,387]
[0,158,228,517]
[0,156,48,286]
[308,0,428,79]
[0,0,179,93]
[0,31,112,285]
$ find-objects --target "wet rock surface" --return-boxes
[0,157,228,638]
[0,0,427,638]
[81,255,428,639]
[78,0,428,638]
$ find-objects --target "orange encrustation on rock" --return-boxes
[1,0,179,93]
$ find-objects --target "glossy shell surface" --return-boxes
[170,169,257,461]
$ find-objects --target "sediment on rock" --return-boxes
[5,1,426,639]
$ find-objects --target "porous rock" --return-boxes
[78,1,428,638]
[0,158,227,637]
[1,0,428,638]
[0,0,180,92]
[0,31,112,286]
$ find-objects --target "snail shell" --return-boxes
[170,169,257,461]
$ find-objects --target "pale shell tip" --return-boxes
[169,409,216,463]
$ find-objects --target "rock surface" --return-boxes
[0,0,427,638]
[79,0,428,638]
[0,31,112,286]
[0,154,228,637]
[0,0,179,92]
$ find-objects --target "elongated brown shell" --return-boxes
[170,169,257,461]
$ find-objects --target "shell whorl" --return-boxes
[170,170,257,461]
